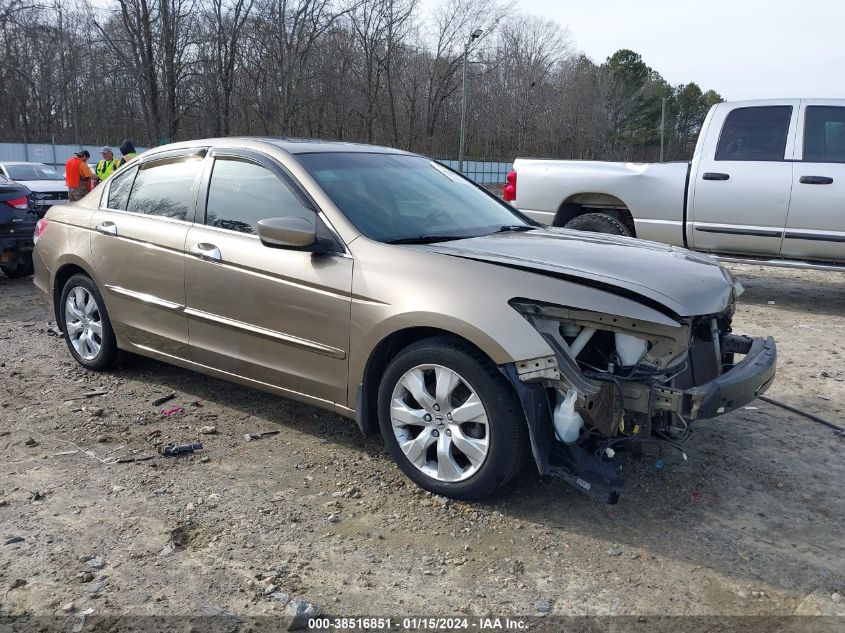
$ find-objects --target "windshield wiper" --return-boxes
[494,225,536,233]
[386,234,470,245]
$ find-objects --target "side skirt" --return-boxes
[122,340,353,419]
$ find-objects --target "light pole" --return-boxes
[458,28,483,173]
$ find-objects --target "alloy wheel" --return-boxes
[389,364,490,482]
[64,286,103,361]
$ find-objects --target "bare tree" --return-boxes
[0,0,722,164]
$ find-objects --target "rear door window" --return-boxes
[126,156,203,221]
[715,106,793,161]
[803,106,845,163]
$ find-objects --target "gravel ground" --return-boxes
[0,264,843,622]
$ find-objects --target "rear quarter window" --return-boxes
[106,166,137,210]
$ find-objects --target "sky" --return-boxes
[425,0,843,100]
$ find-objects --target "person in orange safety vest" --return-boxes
[65,149,94,201]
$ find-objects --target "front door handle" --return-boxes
[799,175,834,185]
[95,221,117,236]
[189,243,222,261]
[702,172,730,181]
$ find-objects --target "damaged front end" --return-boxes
[502,299,776,504]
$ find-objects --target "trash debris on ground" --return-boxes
[4,536,25,545]
[65,390,108,400]
[53,450,79,457]
[160,442,203,457]
[46,324,64,337]
[30,490,47,502]
[161,405,185,417]
[116,454,155,464]
[72,608,94,633]
[199,425,217,435]
[243,430,280,442]
[152,393,176,407]
[689,490,719,504]
[759,395,845,434]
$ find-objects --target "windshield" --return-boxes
[5,164,63,181]
[296,152,532,243]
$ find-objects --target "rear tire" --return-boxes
[0,255,34,278]
[377,336,528,500]
[565,212,631,236]
[59,274,119,371]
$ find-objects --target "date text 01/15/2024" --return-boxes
[307,617,530,630]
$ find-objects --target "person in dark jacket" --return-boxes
[118,139,138,168]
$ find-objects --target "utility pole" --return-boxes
[659,97,667,163]
[458,28,483,173]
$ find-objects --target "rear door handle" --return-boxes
[702,172,730,181]
[799,175,833,185]
[189,243,222,261]
[95,221,117,236]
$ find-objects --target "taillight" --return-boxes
[5,196,28,210]
[33,218,49,244]
[503,170,517,202]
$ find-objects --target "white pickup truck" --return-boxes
[506,99,845,269]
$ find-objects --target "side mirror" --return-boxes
[257,217,319,249]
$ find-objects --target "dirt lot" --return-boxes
[1,264,843,624]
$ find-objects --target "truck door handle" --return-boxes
[702,172,730,181]
[799,175,833,185]
[95,221,117,236]
[189,243,222,261]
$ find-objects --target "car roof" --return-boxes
[138,137,415,160]
[0,161,51,166]
[255,137,412,155]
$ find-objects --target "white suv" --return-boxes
[0,162,69,215]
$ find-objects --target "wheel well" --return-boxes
[554,194,636,237]
[356,327,492,436]
[52,264,89,327]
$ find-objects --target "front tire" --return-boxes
[377,336,528,499]
[59,274,119,370]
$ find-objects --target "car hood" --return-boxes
[413,228,736,318]
[19,180,66,192]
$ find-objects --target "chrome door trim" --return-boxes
[96,206,195,227]
[694,225,784,238]
[783,230,845,243]
[104,284,185,312]
[183,307,346,359]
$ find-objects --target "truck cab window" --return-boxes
[715,106,792,161]
[803,106,845,163]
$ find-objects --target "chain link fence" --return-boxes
[433,157,513,185]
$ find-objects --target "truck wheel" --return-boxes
[377,336,529,500]
[565,213,631,237]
